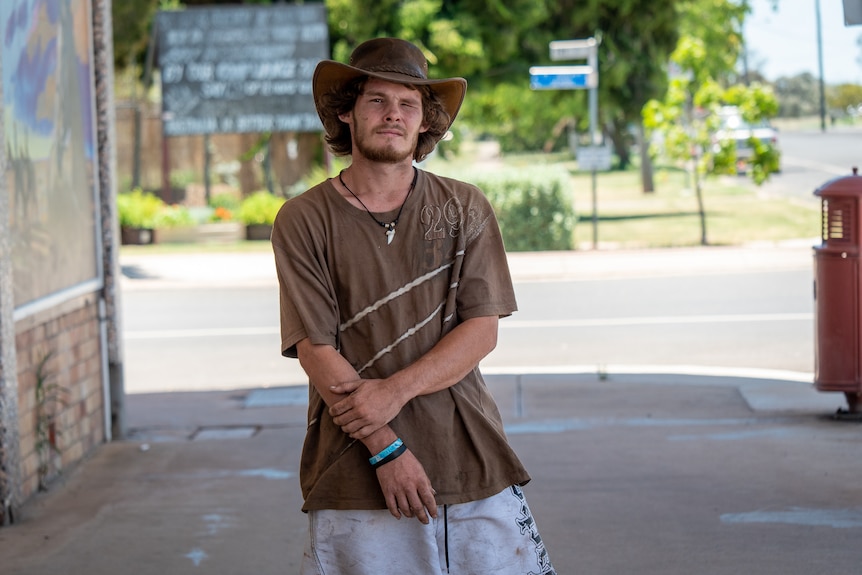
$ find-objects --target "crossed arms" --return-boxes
[296,315,498,524]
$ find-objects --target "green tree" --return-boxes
[326,0,550,80]
[677,0,749,82]
[773,73,821,118]
[650,0,751,198]
[458,83,573,152]
[112,0,158,73]
[827,83,862,118]
[644,35,780,245]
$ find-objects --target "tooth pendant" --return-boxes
[386,227,395,245]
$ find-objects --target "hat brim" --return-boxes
[312,60,467,131]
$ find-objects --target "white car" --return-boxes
[713,106,781,174]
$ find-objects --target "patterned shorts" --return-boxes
[301,485,556,575]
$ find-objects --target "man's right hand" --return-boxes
[375,449,437,525]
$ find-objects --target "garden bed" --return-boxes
[155,222,244,244]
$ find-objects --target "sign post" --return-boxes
[845,0,862,25]
[531,38,601,249]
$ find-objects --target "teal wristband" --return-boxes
[372,442,407,470]
[369,438,403,466]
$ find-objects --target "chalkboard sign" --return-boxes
[156,4,328,136]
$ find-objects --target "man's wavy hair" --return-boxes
[317,77,452,162]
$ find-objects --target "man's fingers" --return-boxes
[332,417,373,439]
[330,412,355,431]
[384,493,402,520]
[375,451,436,523]
[409,501,430,524]
[399,490,435,524]
[333,410,382,439]
[329,379,362,394]
[419,490,438,520]
[396,495,414,518]
[328,396,353,418]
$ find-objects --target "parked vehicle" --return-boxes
[712,106,781,174]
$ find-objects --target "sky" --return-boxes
[744,0,862,85]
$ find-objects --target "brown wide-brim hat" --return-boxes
[313,37,467,132]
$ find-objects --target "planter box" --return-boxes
[121,227,155,245]
[156,222,244,244]
[245,224,273,241]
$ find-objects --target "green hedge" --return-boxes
[461,168,576,252]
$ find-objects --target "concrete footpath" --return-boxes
[3,242,862,574]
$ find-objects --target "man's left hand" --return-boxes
[329,379,404,439]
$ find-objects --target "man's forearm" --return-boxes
[386,315,499,401]
[296,338,398,453]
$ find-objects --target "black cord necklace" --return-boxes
[338,168,417,245]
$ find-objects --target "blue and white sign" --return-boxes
[529,65,596,90]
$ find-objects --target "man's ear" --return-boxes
[338,110,352,124]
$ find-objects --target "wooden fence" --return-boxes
[115,101,322,204]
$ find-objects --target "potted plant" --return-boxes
[116,188,165,245]
[238,190,285,240]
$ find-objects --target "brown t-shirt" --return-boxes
[271,169,528,511]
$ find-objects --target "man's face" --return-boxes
[339,78,429,163]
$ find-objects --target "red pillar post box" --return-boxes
[813,168,862,413]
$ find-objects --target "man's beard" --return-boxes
[354,123,419,163]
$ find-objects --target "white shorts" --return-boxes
[301,485,556,575]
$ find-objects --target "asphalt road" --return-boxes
[748,125,862,201]
[489,268,813,374]
[121,265,814,394]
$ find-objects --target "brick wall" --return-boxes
[14,294,105,499]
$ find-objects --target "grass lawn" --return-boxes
[429,145,820,250]
[567,167,819,249]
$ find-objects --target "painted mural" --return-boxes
[1,0,99,310]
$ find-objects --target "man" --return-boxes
[272,37,556,575]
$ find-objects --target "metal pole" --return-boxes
[588,51,599,250]
[263,135,274,195]
[129,51,141,190]
[591,169,598,249]
[204,133,211,204]
[161,131,171,203]
[816,0,827,132]
[132,105,141,189]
